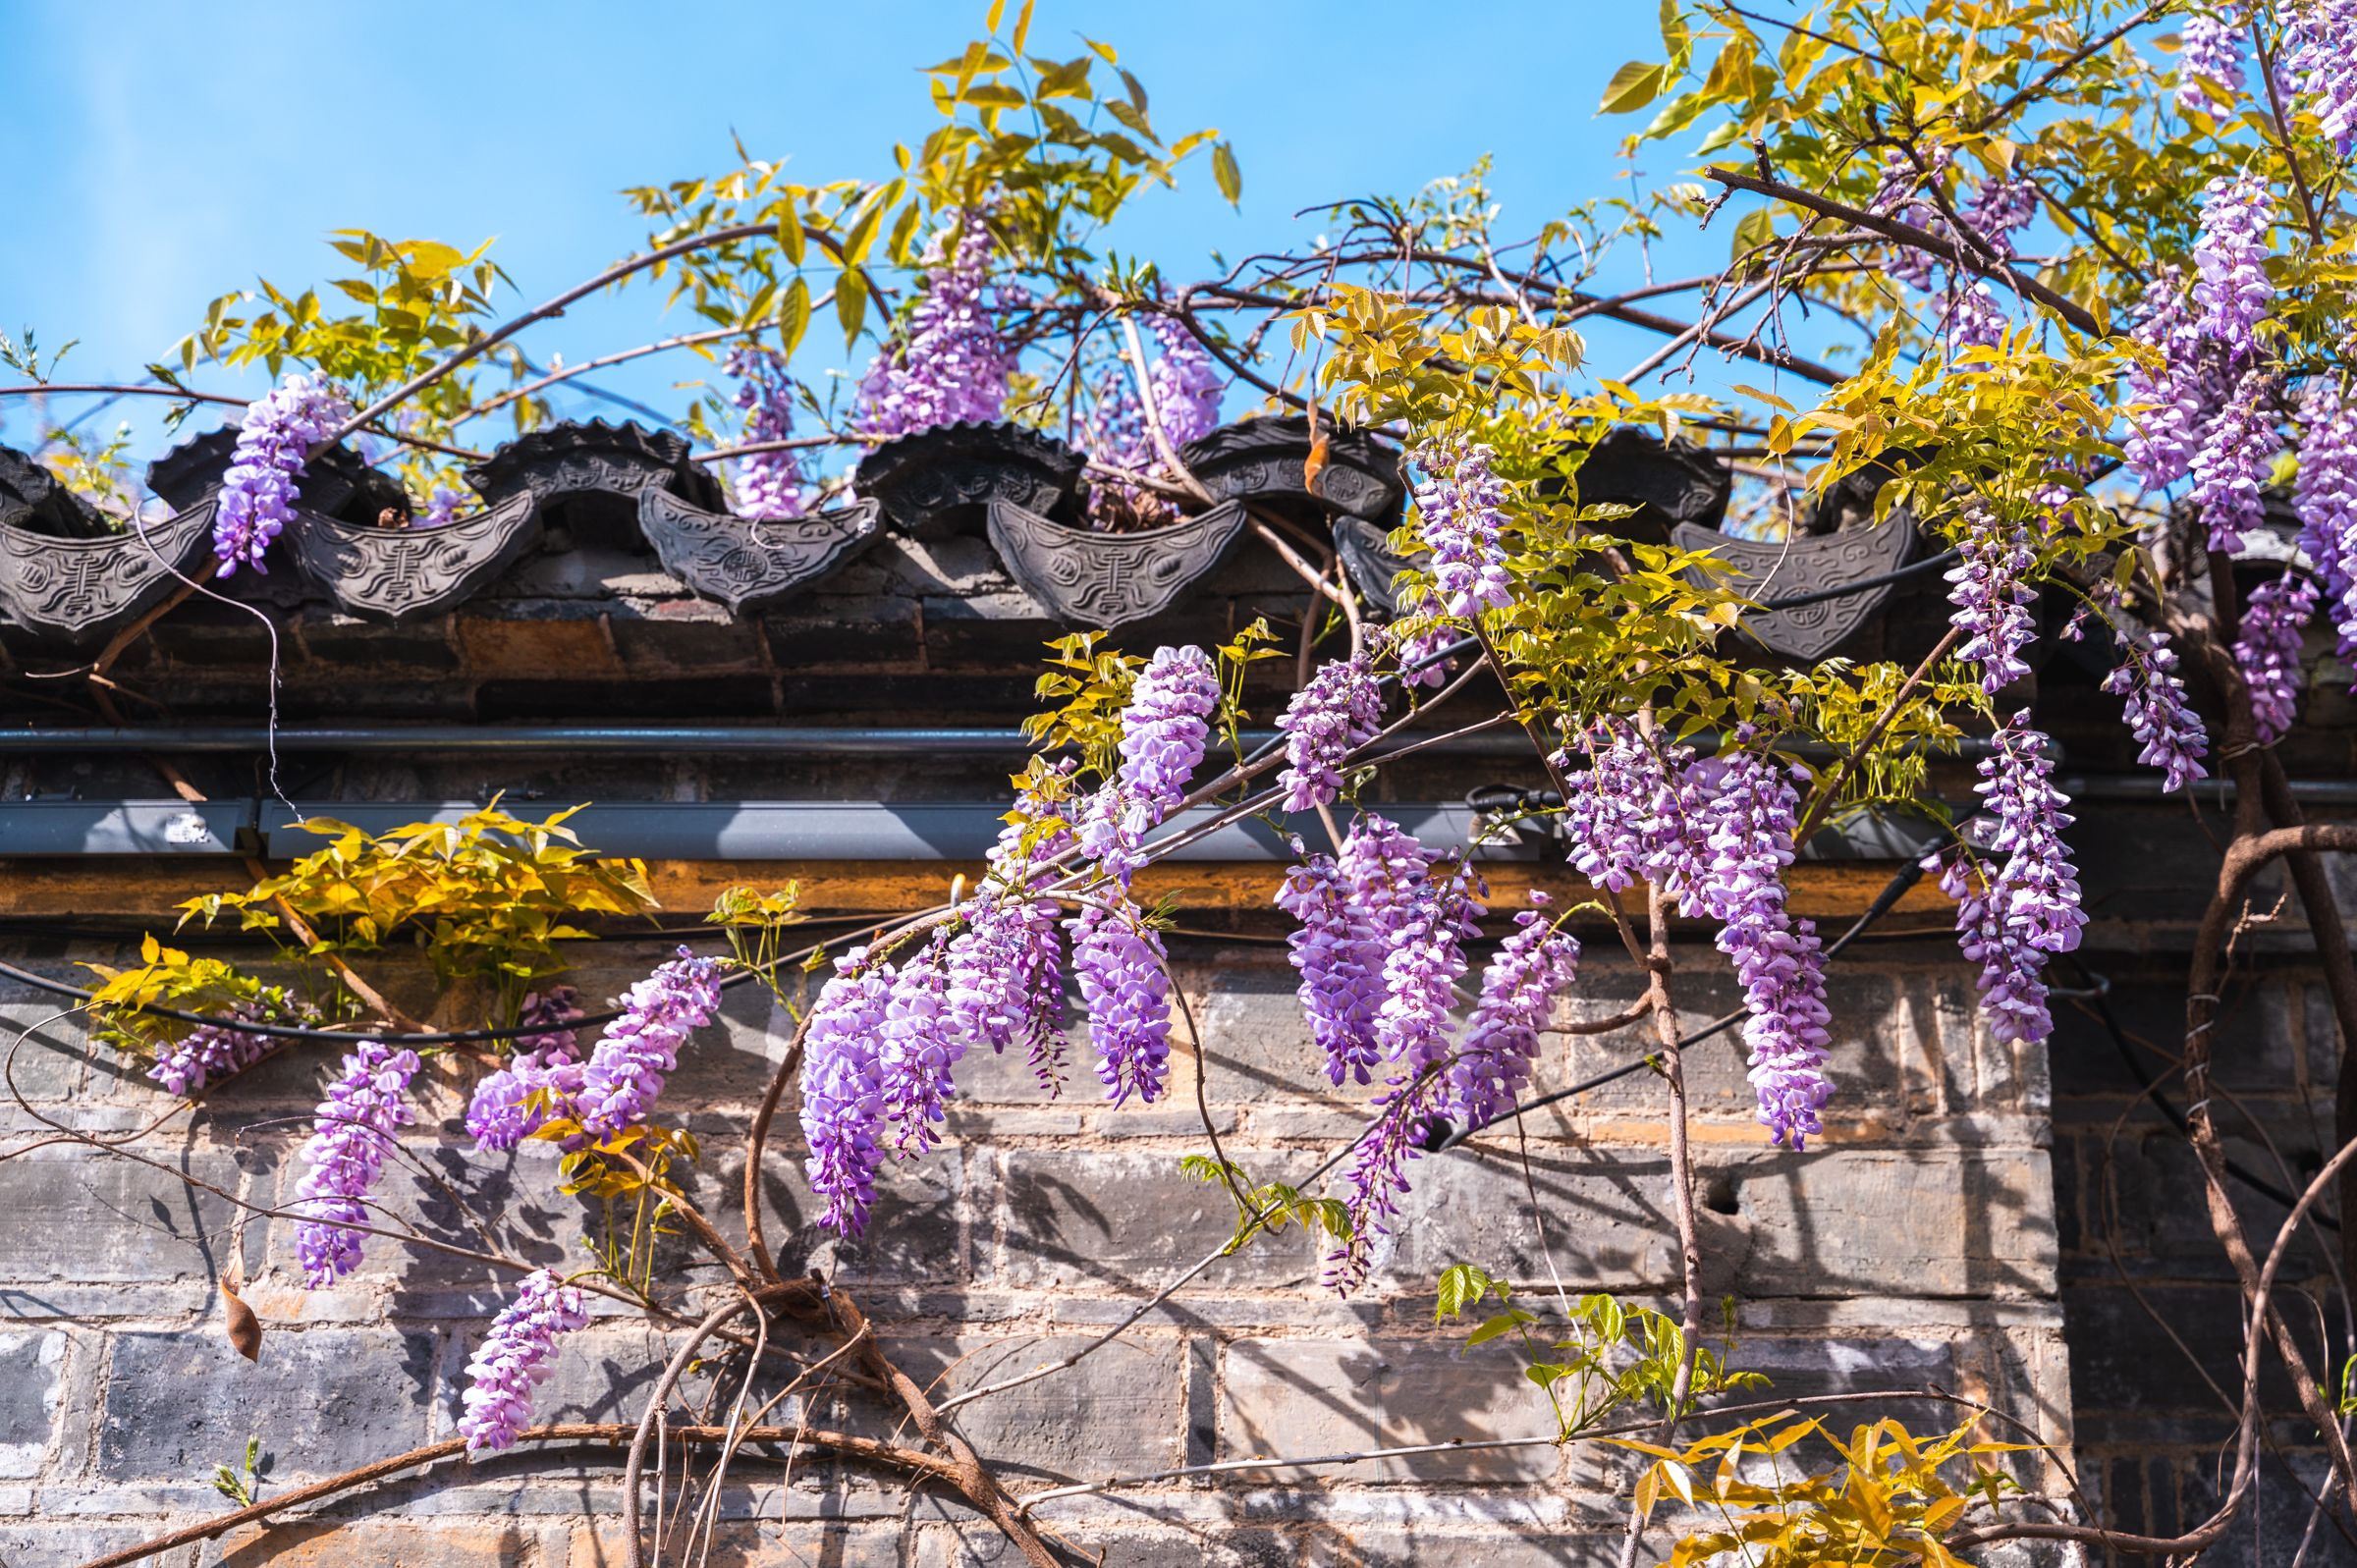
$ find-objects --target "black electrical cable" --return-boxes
[2064,953,2336,1229]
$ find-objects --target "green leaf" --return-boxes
[1011,0,1035,52]
[842,199,886,266]
[1730,206,1777,260]
[776,204,806,267]
[776,277,811,356]
[835,269,868,350]
[1599,61,1669,115]
[1081,34,1118,66]
[960,81,1028,110]
[1465,1311,1527,1348]
[1212,141,1242,207]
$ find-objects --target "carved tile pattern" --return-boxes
[854,421,1085,540]
[287,491,543,623]
[1178,415,1404,521]
[637,491,885,614]
[1332,514,1424,618]
[0,502,218,644]
[987,499,1247,629]
[1672,517,1917,661]
[464,419,724,513]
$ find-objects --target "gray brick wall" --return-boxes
[0,927,2076,1567]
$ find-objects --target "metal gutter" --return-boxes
[0,725,1537,758]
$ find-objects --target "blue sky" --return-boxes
[0,1,1765,465]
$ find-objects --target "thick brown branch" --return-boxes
[73,1420,952,1568]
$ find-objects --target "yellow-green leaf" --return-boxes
[776,277,811,356]
[836,269,869,349]
[1213,140,1242,206]
[1599,60,1669,115]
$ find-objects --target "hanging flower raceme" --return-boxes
[1278,656,1382,811]
[2102,631,2212,790]
[1118,645,1220,812]
[947,779,1073,1089]
[1145,314,1225,447]
[2234,573,2318,745]
[1557,719,1706,897]
[293,1041,420,1288]
[2289,0,2357,149]
[575,947,725,1138]
[1946,506,2039,693]
[1374,861,1487,1073]
[2123,270,2208,489]
[2296,382,2357,671]
[726,345,807,519]
[2193,174,2275,356]
[457,1268,590,1452]
[1690,748,1834,1148]
[1394,616,1458,691]
[1448,892,1579,1131]
[1069,900,1175,1106]
[2177,9,2248,116]
[1276,813,1430,1087]
[1960,173,2042,255]
[1868,148,1949,291]
[148,1005,271,1097]
[1320,1066,1451,1295]
[2187,366,2279,553]
[877,937,962,1153]
[799,951,894,1236]
[466,987,586,1154]
[1409,437,1514,618]
[850,206,1014,436]
[1933,721,2086,1046]
[213,373,352,574]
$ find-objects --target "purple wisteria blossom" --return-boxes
[877,938,961,1153]
[1145,315,1225,446]
[1932,722,2085,1045]
[1961,173,2042,254]
[1078,644,1221,883]
[1278,656,1382,811]
[1069,901,1175,1106]
[2177,10,2248,116]
[2234,573,2318,744]
[799,951,893,1236]
[1556,719,1709,898]
[1448,892,1579,1130]
[1394,618,1458,690]
[466,987,585,1153]
[293,1041,420,1288]
[213,373,352,574]
[1869,148,1948,291]
[1320,1067,1451,1294]
[1277,814,1430,1086]
[421,490,464,527]
[2187,366,2279,553]
[2296,382,2357,672]
[2123,270,2208,488]
[1690,749,1834,1147]
[947,779,1072,1089]
[851,207,1014,436]
[1410,437,1514,617]
[574,948,725,1138]
[726,345,807,519]
[1373,862,1486,1073]
[2289,1,2357,149]
[148,1005,270,1097]
[2102,631,2211,790]
[1946,506,2039,693]
[2193,175,2275,355]
[457,1268,590,1452]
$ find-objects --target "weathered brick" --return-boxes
[870,1332,1182,1480]
[991,1149,1322,1292]
[1217,1335,1559,1482]
[1191,965,1377,1107]
[0,1331,62,1477]
[0,1000,87,1101]
[205,1522,542,1566]
[100,1326,438,1481]
[573,1520,907,1568]
[0,1153,241,1292]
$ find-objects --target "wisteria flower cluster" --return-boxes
[1276,814,1429,1089]
[2176,9,2247,117]
[457,1267,590,1452]
[1449,892,1580,1130]
[213,373,352,574]
[1409,437,1514,617]
[726,345,806,519]
[1145,315,1224,447]
[2101,631,2211,790]
[1946,505,2039,693]
[2194,175,2275,355]
[2233,572,2318,745]
[2123,268,2207,488]
[2288,1,2357,149]
[1932,721,2086,1046]
[147,1004,272,1097]
[2187,366,2279,553]
[1278,655,1382,811]
[2296,382,2357,674]
[294,1041,420,1288]
[466,987,587,1153]
[851,206,1016,436]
